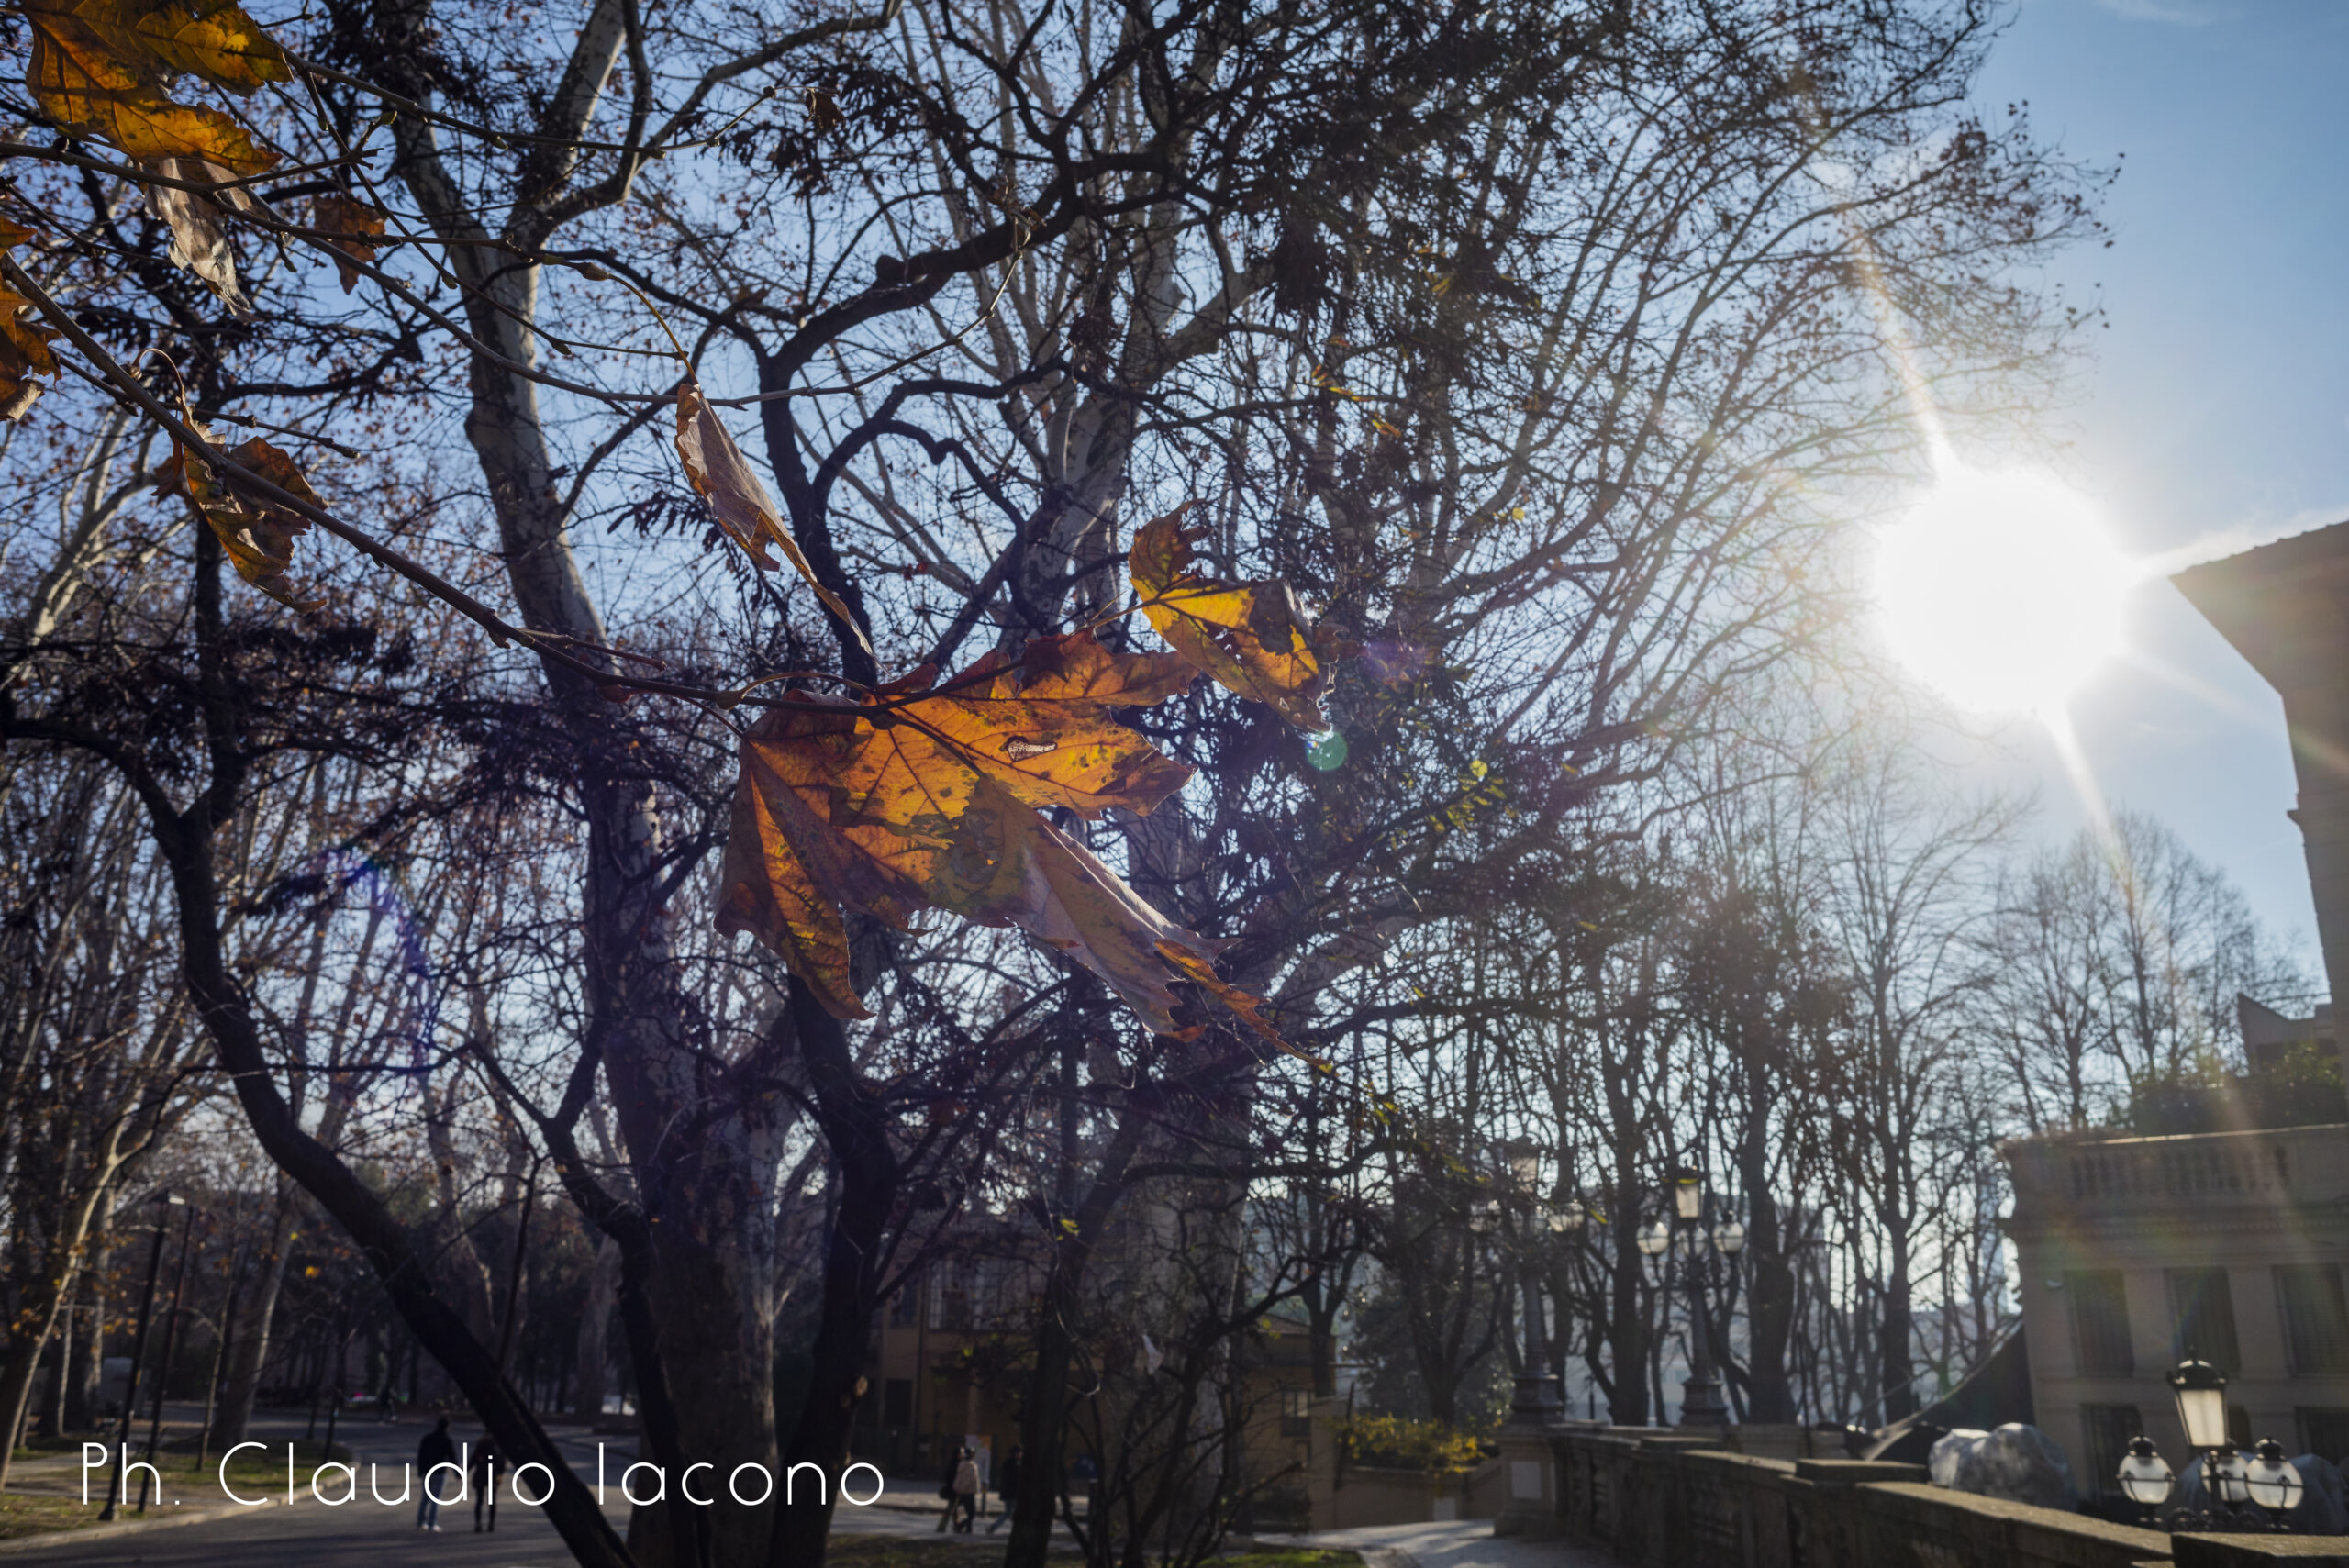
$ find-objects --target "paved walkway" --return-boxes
[0,1406,1068,1563]
[1261,1521,1617,1568]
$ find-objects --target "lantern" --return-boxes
[2244,1439,2302,1516]
[2116,1438,2173,1510]
[1671,1168,1703,1222]
[2166,1360,2229,1451]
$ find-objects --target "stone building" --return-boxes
[1998,524,2349,1499]
[2003,1118,2349,1491]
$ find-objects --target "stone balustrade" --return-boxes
[1491,1424,2346,1568]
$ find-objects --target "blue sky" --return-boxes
[1949,0,2349,980]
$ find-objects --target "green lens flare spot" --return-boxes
[1307,731,1349,772]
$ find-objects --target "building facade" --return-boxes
[2003,1119,2349,1493]
[1995,523,2349,1500]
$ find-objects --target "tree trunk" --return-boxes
[61,1261,100,1430]
[213,1177,296,1448]
[1880,1231,1917,1422]
[373,15,786,1554]
[36,1311,67,1437]
[1737,1081,1796,1423]
[0,1151,129,1491]
[574,1235,619,1418]
[766,981,900,1568]
[1001,1054,1148,1568]
[1605,1164,1649,1427]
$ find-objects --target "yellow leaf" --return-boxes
[25,15,276,172]
[1130,506,1333,730]
[109,0,291,92]
[676,379,871,655]
[714,739,867,1020]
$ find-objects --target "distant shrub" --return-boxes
[1338,1414,1492,1476]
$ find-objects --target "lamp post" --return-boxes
[1643,1166,1742,1429]
[2115,1363,2301,1534]
[1481,1146,1567,1427]
[99,1191,184,1522]
[2146,1358,2299,1532]
[136,1196,198,1511]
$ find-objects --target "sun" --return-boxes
[1872,466,2132,716]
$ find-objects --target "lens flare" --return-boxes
[1873,467,2132,716]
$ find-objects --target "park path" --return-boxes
[1260,1520,1618,1568]
[0,1404,1079,1564]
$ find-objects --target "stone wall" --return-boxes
[1502,1426,2339,1568]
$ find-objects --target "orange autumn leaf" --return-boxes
[718,632,1278,1040]
[165,431,324,608]
[1130,506,1333,731]
[23,0,281,173]
[675,379,871,655]
[309,193,386,294]
[0,222,60,422]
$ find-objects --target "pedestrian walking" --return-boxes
[985,1444,1023,1533]
[934,1448,963,1533]
[378,1383,396,1422]
[952,1446,980,1532]
[416,1416,457,1531]
[472,1435,499,1532]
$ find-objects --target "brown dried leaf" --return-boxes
[167,432,324,608]
[676,380,871,655]
[143,155,250,314]
[0,224,59,423]
[308,193,385,294]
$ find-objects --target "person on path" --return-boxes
[471,1435,500,1532]
[416,1416,457,1531]
[952,1447,980,1532]
[378,1383,396,1422]
[935,1448,964,1533]
[985,1444,1023,1533]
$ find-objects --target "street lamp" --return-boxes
[2168,1360,2229,1451]
[1485,1147,1565,1428]
[1672,1170,1703,1223]
[2244,1439,2304,1520]
[2161,1359,2288,1531]
[1647,1166,1736,1429]
[2116,1437,2174,1524]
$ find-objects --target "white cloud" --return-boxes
[2135,504,2349,577]
[2092,0,2220,23]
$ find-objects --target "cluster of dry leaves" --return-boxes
[2,0,1349,1046]
[701,436,1340,1042]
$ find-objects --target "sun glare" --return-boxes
[1873,467,2132,716]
